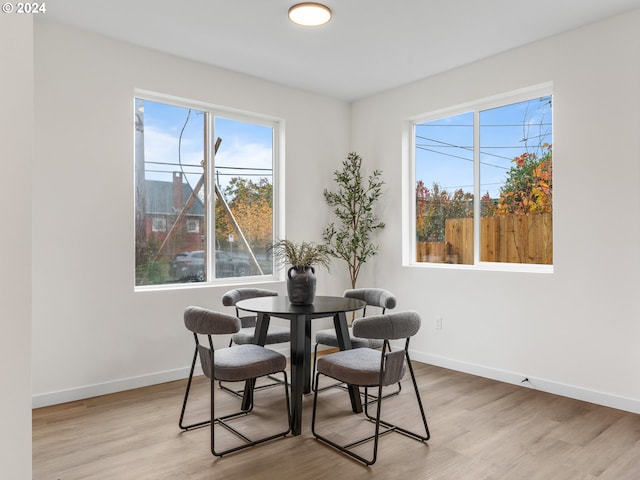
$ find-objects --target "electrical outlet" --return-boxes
[435,316,442,329]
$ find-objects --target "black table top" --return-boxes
[236,295,365,317]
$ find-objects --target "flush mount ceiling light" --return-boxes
[288,3,332,27]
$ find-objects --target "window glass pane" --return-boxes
[412,91,552,268]
[135,99,206,285]
[135,97,278,286]
[415,112,474,264]
[213,117,274,277]
[479,96,552,264]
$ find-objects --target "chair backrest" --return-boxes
[184,306,241,336]
[353,310,421,386]
[222,288,278,306]
[197,344,214,379]
[221,288,278,328]
[343,288,397,315]
[381,350,406,386]
[352,310,421,341]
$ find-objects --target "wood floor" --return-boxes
[33,362,640,479]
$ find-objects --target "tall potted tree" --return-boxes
[323,152,385,289]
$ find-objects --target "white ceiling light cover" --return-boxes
[288,3,332,26]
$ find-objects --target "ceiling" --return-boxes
[44,0,640,101]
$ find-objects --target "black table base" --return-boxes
[235,296,365,435]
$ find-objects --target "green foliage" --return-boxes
[494,144,552,215]
[224,177,273,208]
[270,239,331,270]
[135,237,164,285]
[416,181,473,242]
[216,177,273,249]
[323,152,385,288]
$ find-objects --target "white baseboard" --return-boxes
[34,346,640,414]
[31,366,196,409]
[32,344,291,409]
[412,351,640,415]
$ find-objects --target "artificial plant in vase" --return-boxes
[323,152,385,289]
[271,239,331,305]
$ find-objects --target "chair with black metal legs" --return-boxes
[219,288,290,397]
[179,289,288,430]
[182,306,291,456]
[222,288,289,347]
[311,288,401,402]
[179,313,215,431]
[311,310,430,466]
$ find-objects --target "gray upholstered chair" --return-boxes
[181,306,290,456]
[220,288,290,397]
[311,310,430,465]
[179,288,286,428]
[311,288,399,398]
[222,288,289,346]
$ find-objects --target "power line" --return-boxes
[416,144,509,171]
[216,173,272,177]
[416,122,551,128]
[145,161,272,173]
[145,169,271,177]
[215,165,273,172]
[416,133,551,167]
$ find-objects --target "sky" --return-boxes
[139,95,551,203]
[415,95,552,199]
[137,99,274,194]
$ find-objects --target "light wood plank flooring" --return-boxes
[33,362,640,479]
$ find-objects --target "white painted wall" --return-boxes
[351,10,640,412]
[0,14,33,479]
[32,9,640,416]
[32,19,350,406]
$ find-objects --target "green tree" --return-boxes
[494,144,552,215]
[323,152,385,289]
[216,177,273,250]
[416,181,473,242]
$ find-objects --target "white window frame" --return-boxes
[134,90,284,290]
[186,218,199,233]
[405,83,553,274]
[151,216,167,232]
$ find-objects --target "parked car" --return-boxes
[169,250,251,281]
[216,251,251,278]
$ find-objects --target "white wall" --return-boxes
[32,10,640,415]
[0,14,33,478]
[32,19,350,406]
[351,10,640,412]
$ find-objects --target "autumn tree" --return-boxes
[416,181,473,242]
[493,143,552,215]
[215,177,273,251]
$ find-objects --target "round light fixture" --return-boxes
[288,3,332,27]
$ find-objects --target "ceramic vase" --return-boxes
[286,266,316,305]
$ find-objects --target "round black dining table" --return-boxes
[235,295,366,435]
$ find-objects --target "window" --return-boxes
[412,86,552,269]
[134,95,278,286]
[151,216,167,232]
[186,218,199,233]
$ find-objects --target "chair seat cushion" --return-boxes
[214,344,286,382]
[317,348,402,387]
[315,327,384,350]
[231,325,290,345]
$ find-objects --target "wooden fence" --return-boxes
[417,213,552,265]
